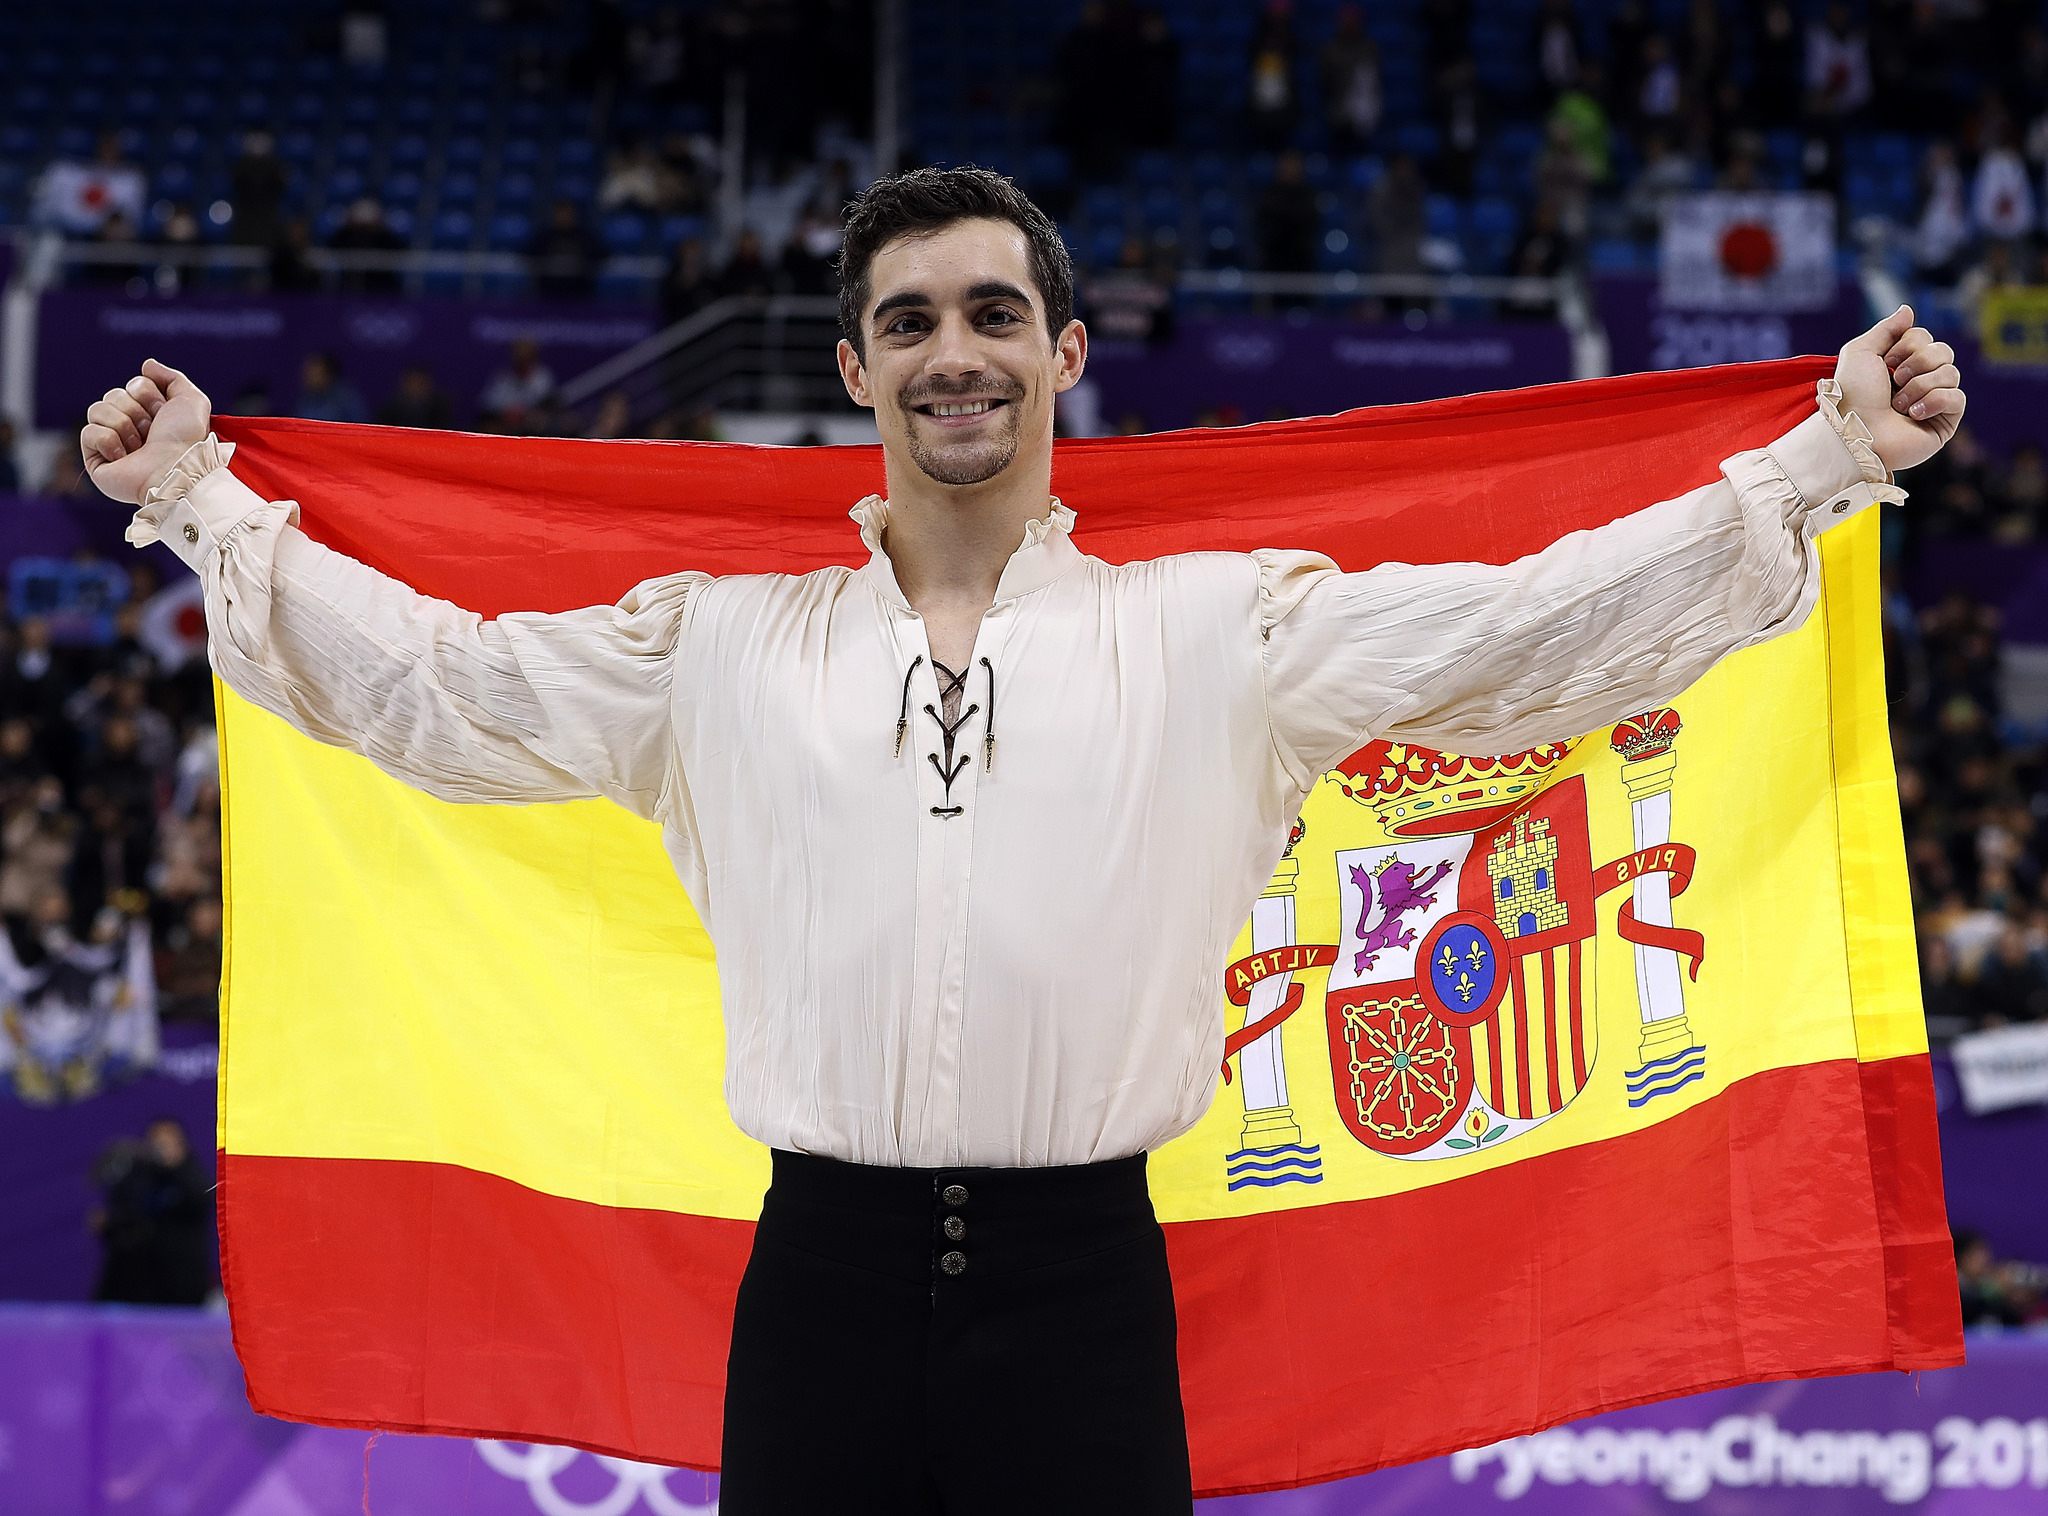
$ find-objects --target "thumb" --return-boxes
[140,357,196,396]
[1842,303,1914,357]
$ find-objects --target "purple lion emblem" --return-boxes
[1349,857,1456,975]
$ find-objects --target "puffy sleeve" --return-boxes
[127,432,707,818]
[1255,378,1905,789]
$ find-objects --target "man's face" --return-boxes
[838,217,1084,489]
[146,1121,187,1167]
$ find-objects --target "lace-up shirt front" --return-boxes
[130,383,1899,1168]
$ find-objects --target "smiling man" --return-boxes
[83,166,1963,1515]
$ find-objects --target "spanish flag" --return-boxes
[209,356,1960,1497]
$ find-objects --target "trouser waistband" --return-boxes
[760,1146,1155,1284]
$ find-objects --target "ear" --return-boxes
[1050,318,1089,394]
[836,338,873,409]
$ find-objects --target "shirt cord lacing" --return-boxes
[892,654,997,818]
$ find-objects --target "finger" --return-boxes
[88,397,144,454]
[80,422,123,465]
[1843,303,1915,356]
[1896,365,1961,412]
[1891,340,1954,385]
[105,386,153,436]
[125,374,168,416]
[1884,325,1934,368]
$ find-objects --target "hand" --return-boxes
[1833,305,1965,475]
[78,358,212,506]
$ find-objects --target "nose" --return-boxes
[922,311,986,384]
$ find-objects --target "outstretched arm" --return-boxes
[85,361,703,816]
[1258,310,1965,786]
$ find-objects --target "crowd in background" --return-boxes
[8,0,2048,1310]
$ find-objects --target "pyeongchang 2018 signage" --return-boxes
[6,1308,2044,1515]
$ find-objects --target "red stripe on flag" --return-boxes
[1485,1000,1505,1113]
[1568,940,1587,1089]
[1540,949,1563,1111]
[216,1056,1958,1497]
[1510,951,1533,1119]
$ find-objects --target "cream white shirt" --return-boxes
[129,381,1900,1167]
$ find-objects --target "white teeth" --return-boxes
[930,401,992,416]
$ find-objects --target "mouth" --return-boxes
[911,398,1010,428]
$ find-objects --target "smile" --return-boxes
[914,399,1009,426]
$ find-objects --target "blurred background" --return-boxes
[6,0,2048,1512]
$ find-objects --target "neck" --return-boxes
[878,449,1054,609]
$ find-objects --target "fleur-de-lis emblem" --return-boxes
[1452,971,1477,1003]
[1464,939,1488,972]
[1436,943,1457,977]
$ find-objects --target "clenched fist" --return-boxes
[1834,305,1966,476]
[79,358,212,507]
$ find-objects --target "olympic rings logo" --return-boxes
[474,1440,719,1516]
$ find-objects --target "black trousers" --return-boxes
[718,1146,1196,1514]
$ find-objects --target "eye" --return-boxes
[981,307,1020,327]
[884,314,928,335]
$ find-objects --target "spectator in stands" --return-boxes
[660,236,716,326]
[267,215,321,295]
[586,389,634,440]
[1082,237,1176,346]
[1501,199,1569,320]
[780,208,843,297]
[327,197,406,295]
[78,211,145,290]
[227,130,290,252]
[1955,1230,2037,1328]
[1977,923,2048,1024]
[154,897,223,1024]
[1971,119,2036,245]
[1534,118,1595,242]
[1255,150,1320,276]
[1131,7,1182,153]
[375,364,454,430]
[1546,65,1612,187]
[1244,2,1300,152]
[1533,0,1580,97]
[292,352,367,425]
[714,229,777,300]
[1054,2,1128,184]
[39,449,99,502]
[1625,130,1698,239]
[478,337,558,432]
[655,130,716,216]
[1635,35,1683,128]
[89,1116,214,1306]
[1319,5,1381,155]
[1804,2,1873,122]
[32,129,147,238]
[1912,143,1972,286]
[528,198,605,299]
[0,417,19,494]
[1366,151,1427,279]
[600,137,686,216]
[1433,54,1483,198]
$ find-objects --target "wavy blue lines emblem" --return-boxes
[1624,1045,1707,1107]
[1225,1142,1323,1190]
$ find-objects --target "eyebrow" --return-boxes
[870,280,1033,324]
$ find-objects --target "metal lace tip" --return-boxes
[982,733,996,773]
[893,718,907,759]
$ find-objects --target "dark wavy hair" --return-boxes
[836,165,1075,361]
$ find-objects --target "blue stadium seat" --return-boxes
[494,172,537,206]
[488,211,534,249]
[429,209,476,249]
[600,212,652,253]
[440,172,481,205]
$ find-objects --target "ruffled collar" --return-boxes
[850,494,1081,609]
